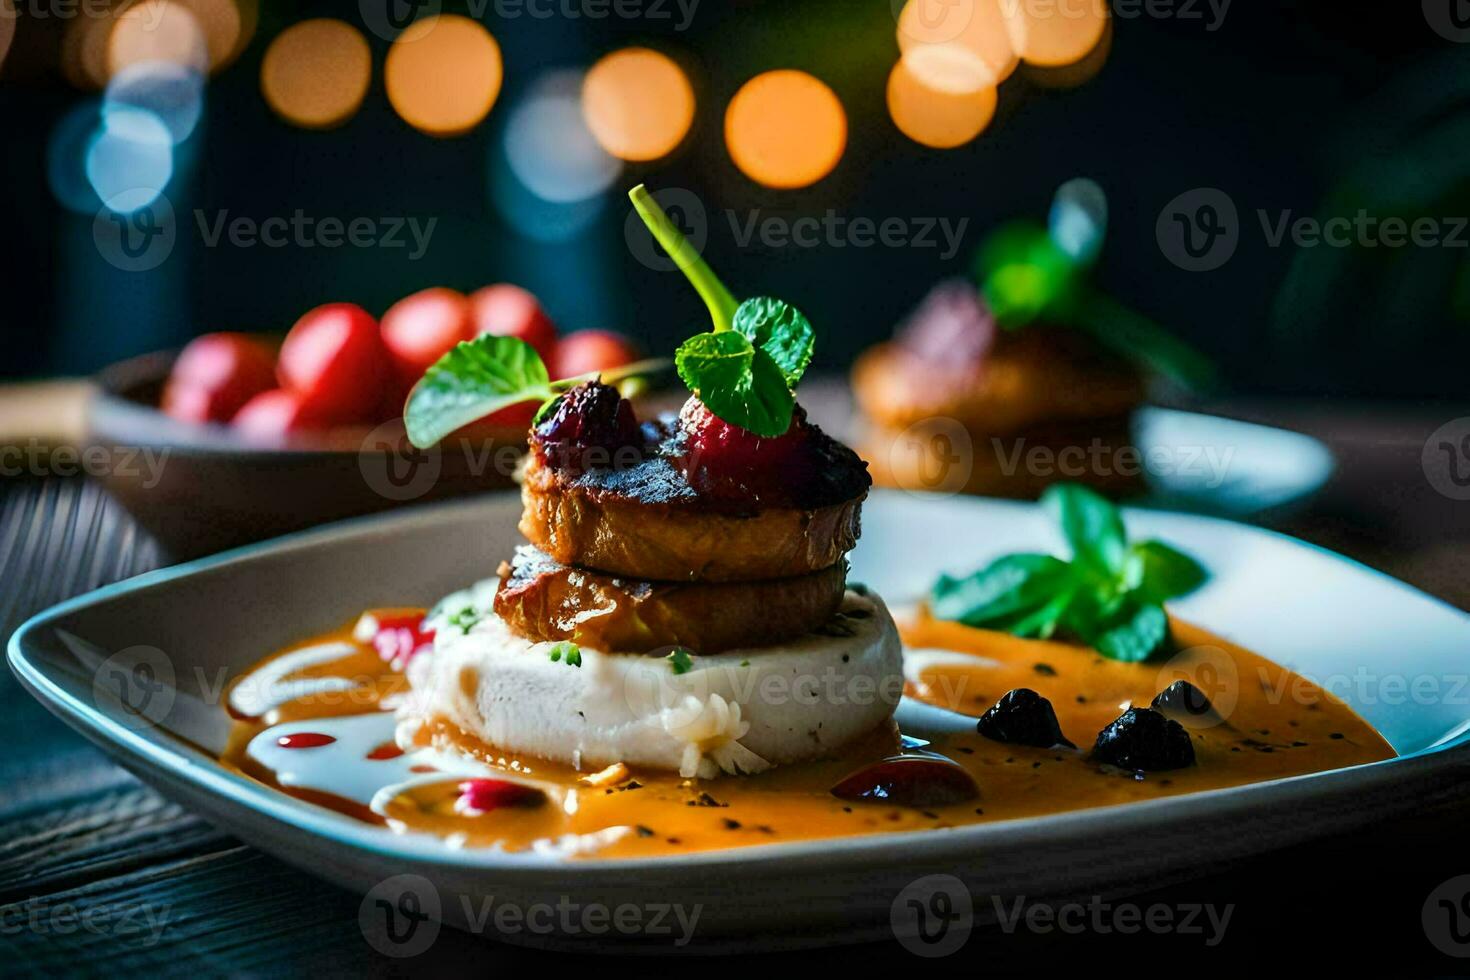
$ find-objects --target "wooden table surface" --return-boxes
[4,391,1470,974]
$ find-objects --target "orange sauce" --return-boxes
[220,608,1393,859]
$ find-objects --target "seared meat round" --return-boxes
[492,545,848,654]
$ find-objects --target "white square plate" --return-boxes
[10,490,1470,949]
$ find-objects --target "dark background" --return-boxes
[3,0,1470,397]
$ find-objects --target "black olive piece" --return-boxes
[1092,707,1196,771]
[976,688,1076,749]
[1151,680,1221,726]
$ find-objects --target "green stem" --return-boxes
[629,184,739,332]
[548,357,673,391]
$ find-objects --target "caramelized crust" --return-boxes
[852,326,1145,435]
[520,454,864,581]
[493,546,848,654]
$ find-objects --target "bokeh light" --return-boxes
[505,70,621,204]
[887,54,997,149]
[172,0,244,72]
[1009,0,1109,67]
[725,70,846,189]
[1024,17,1113,88]
[896,0,1019,91]
[581,47,695,162]
[260,19,371,129]
[85,105,174,212]
[108,0,210,78]
[105,60,205,144]
[386,14,503,137]
[48,102,107,213]
[61,8,120,89]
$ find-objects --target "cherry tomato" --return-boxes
[380,287,474,394]
[231,388,328,439]
[277,302,388,423]
[552,329,640,380]
[469,284,557,363]
[162,332,276,423]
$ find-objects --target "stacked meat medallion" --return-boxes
[398,381,904,779]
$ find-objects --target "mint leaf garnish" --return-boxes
[447,607,480,635]
[666,648,694,675]
[674,331,794,438]
[732,297,814,387]
[405,336,553,449]
[930,482,1207,662]
[630,184,813,437]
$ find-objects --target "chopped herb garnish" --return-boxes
[547,641,582,667]
[930,483,1207,662]
[447,607,480,635]
[666,647,694,675]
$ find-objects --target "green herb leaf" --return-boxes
[1125,540,1209,604]
[447,607,480,635]
[666,648,694,674]
[547,641,582,667]
[1092,601,1169,663]
[732,297,814,387]
[1043,483,1127,576]
[405,336,552,449]
[930,554,1077,628]
[674,331,794,438]
[931,482,1204,663]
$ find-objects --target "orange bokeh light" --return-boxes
[888,53,997,149]
[385,14,503,137]
[581,47,695,162]
[1008,0,1109,67]
[108,0,209,77]
[725,70,846,189]
[260,19,371,129]
[896,0,1018,91]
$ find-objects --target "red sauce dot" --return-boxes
[277,732,336,749]
[367,742,405,760]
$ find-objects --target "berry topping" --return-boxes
[533,381,643,474]
[1150,680,1220,728]
[975,688,1076,749]
[1092,707,1196,772]
[829,755,980,807]
[276,732,336,749]
[455,778,547,815]
[896,279,996,365]
[678,395,809,490]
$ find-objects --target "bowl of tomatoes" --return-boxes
[88,284,641,560]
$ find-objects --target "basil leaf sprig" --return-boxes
[629,184,814,438]
[403,335,666,449]
[929,484,1207,662]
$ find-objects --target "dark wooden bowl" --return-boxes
[87,348,524,561]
